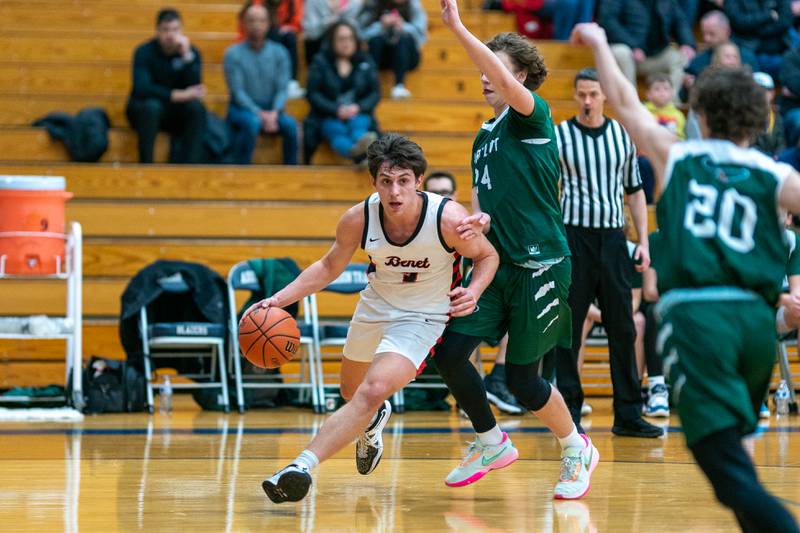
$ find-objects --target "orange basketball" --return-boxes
[238,306,301,369]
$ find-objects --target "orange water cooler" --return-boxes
[0,175,73,275]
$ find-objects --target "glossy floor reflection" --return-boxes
[0,398,798,532]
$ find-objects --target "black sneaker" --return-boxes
[612,417,664,438]
[262,464,312,503]
[356,400,392,475]
[484,375,525,415]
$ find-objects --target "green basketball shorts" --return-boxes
[449,259,572,365]
[655,287,776,447]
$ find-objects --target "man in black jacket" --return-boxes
[126,8,207,164]
[725,0,792,80]
[598,0,696,100]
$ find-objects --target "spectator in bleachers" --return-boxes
[682,11,759,100]
[684,42,750,140]
[224,2,299,165]
[644,73,685,139]
[306,20,380,163]
[724,0,792,79]
[598,0,696,100]
[126,8,207,164]
[638,72,683,200]
[358,0,428,99]
[265,0,306,99]
[520,0,595,41]
[780,45,800,152]
[752,71,785,157]
[304,0,363,65]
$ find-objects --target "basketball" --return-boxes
[238,306,301,369]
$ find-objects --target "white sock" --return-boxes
[648,376,665,389]
[294,449,319,471]
[477,425,504,446]
[557,426,585,450]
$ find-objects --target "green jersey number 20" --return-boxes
[684,179,757,253]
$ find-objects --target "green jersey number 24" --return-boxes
[474,166,492,190]
[684,179,757,253]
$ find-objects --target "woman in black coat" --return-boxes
[306,20,381,162]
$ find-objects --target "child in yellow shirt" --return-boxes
[643,74,685,139]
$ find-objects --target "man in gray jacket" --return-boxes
[224,2,298,164]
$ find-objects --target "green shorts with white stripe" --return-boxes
[448,258,572,365]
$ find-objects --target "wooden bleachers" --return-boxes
[0,0,670,392]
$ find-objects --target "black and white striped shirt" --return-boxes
[555,117,642,229]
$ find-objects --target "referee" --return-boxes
[554,68,662,438]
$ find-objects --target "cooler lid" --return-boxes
[0,176,66,190]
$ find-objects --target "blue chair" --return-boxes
[227,260,322,413]
[140,273,229,413]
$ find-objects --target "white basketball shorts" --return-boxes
[342,287,447,369]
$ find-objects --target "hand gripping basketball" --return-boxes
[238,299,300,369]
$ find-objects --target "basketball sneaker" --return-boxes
[644,384,670,418]
[445,432,519,487]
[554,434,599,500]
[581,402,593,416]
[759,402,770,419]
[484,374,525,415]
[356,400,392,475]
[262,463,312,503]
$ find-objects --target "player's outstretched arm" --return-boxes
[242,204,363,318]
[570,23,677,194]
[441,201,499,317]
[440,0,535,116]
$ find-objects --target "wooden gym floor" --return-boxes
[0,397,798,532]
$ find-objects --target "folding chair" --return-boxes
[227,260,323,413]
[140,272,229,413]
[307,263,369,409]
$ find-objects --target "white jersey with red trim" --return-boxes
[360,191,460,318]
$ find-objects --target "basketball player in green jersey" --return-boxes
[572,22,800,531]
[430,0,599,500]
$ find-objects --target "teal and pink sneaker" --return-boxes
[444,432,519,487]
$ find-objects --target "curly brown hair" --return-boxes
[367,133,428,179]
[689,67,767,144]
[486,32,548,91]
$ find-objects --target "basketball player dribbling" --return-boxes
[247,133,500,503]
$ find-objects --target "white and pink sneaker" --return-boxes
[554,434,599,500]
[445,432,519,487]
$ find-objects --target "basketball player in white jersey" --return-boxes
[247,133,500,504]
